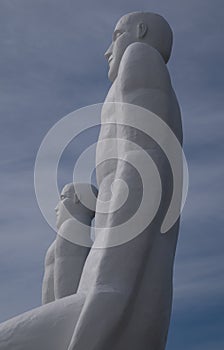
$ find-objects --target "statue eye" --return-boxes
[60,195,66,200]
[113,31,122,41]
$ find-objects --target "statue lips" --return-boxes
[108,55,113,64]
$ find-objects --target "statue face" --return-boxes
[55,184,77,229]
[105,16,138,82]
[55,183,97,229]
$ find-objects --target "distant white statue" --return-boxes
[42,183,97,304]
[0,12,183,350]
[68,11,183,350]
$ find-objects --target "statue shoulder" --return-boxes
[117,42,171,93]
[58,218,93,247]
[45,241,56,265]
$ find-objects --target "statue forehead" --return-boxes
[114,14,135,30]
[61,183,75,194]
[61,183,97,197]
[114,12,146,30]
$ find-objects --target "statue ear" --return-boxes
[137,22,148,39]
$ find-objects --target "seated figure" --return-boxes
[42,183,98,304]
[0,183,97,350]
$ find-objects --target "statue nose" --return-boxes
[104,43,113,61]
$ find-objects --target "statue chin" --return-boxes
[108,69,116,83]
[108,61,119,83]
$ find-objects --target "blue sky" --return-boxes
[0,0,223,349]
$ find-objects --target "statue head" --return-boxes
[105,12,173,82]
[55,183,98,229]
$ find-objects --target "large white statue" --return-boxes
[67,12,182,350]
[0,12,183,350]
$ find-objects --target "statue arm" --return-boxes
[119,42,171,92]
[117,42,174,123]
[117,42,182,143]
[54,234,91,299]
[42,240,56,305]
